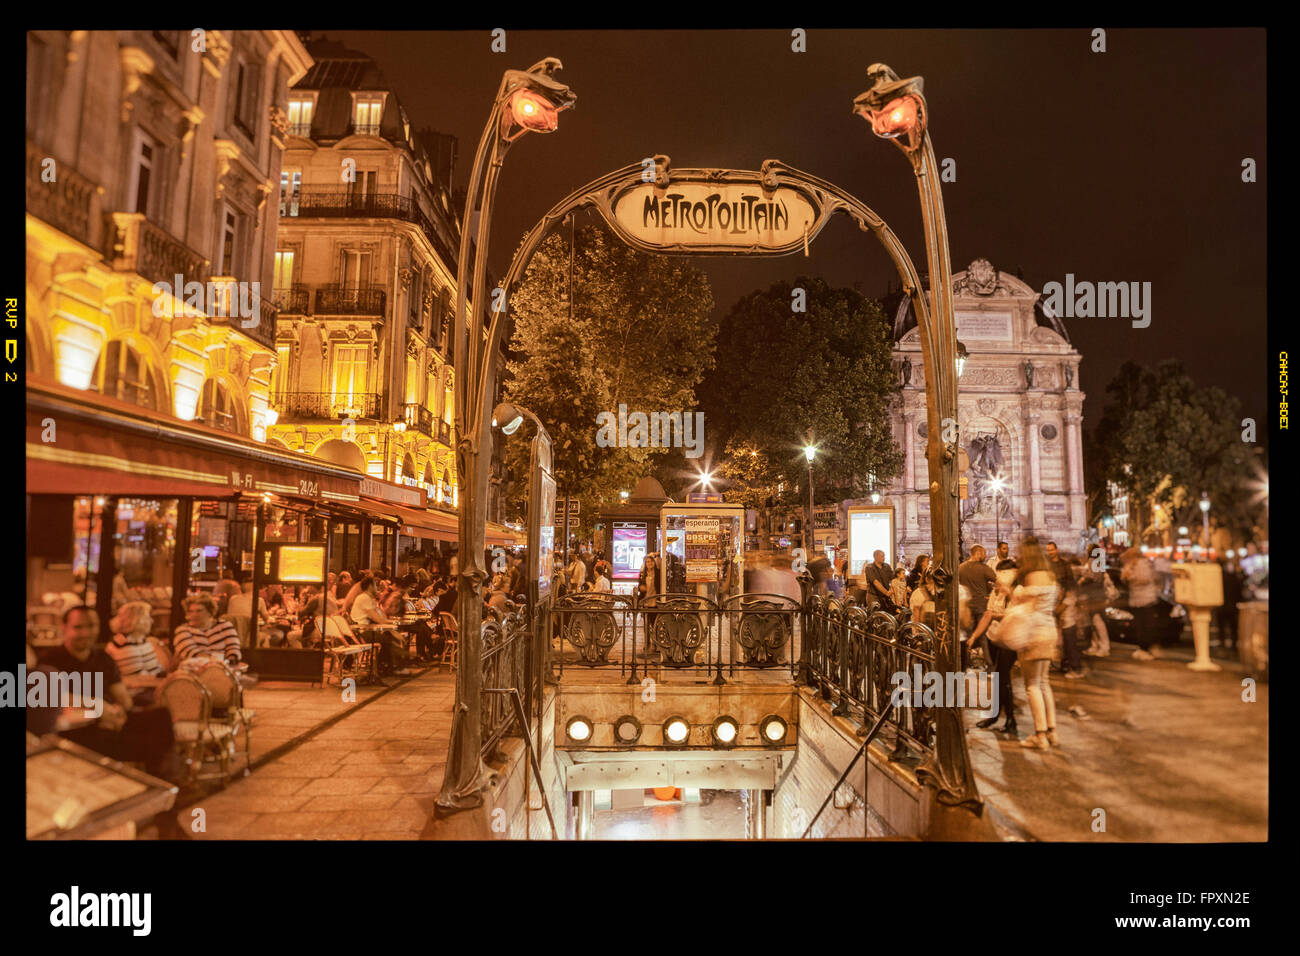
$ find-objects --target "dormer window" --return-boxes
[287,97,314,137]
[352,94,383,136]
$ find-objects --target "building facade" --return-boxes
[265,39,460,508]
[26,29,311,439]
[840,258,1088,563]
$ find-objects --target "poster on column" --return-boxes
[684,516,720,582]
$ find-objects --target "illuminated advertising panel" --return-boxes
[611,521,647,580]
[847,506,895,577]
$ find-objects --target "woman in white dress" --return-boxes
[1003,538,1061,750]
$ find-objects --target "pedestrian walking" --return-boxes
[974,558,1019,736]
[992,538,1060,749]
[1121,548,1161,660]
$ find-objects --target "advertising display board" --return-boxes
[685,516,721,582]
[529,431,556,601]
[611,521,647,580]
[847,506,895,577]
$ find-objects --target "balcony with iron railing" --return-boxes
[315,285,386,317]
[205,276,277,351]
[402,402,434,438]
[286,188,460,272]
[349,122,382,137]
[288,122,312,137]
[276,391,382,421]
[103,211,208,290]
[273,285,311,315]
[26,140,103,250]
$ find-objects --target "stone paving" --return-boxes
[964,641,1268,842]
[181,669,455,840]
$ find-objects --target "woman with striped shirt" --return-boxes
[171,594,241,668]
[107,601,166,677]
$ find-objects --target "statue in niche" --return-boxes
[1064,364,1074,389]
[962,431,1019,529]
[900,356,912,386]
[1023,360,1035,388]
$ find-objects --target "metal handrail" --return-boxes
[478,686,559,839]
[801,703,896,839]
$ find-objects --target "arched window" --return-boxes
[93,340,164,410]
[198,379,246,434]
[400,452,416,483]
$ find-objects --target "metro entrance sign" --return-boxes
[611,179,818,254]
[597,160,840,257]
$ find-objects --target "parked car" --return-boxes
[1097,568,1187,646]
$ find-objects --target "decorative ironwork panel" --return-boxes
[556,594,619,664]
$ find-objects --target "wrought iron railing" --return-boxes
[480,604,529,761]
[274,285,310,315]
[803,594,938,761]
[349,122,382,137]
[204,277,277,350]
[288,122,312,137]
[551,591,801,683]
[275,391,381,420]
[315,285,386,316]
[27,140,102,249]
[402,402,434,437]
[104,212,208,289]
[289,188,459,270]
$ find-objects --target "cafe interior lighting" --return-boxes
[565,715,593,743]
[662,716,691,745]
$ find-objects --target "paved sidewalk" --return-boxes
[181,669,455,839]
[965,642,1268,842]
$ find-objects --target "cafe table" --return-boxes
[26,735,178,840]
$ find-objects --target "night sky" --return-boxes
[328,29,1267,435]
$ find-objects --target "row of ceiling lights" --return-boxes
[565,714,789,748]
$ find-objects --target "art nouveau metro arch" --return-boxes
[484,155,980,810]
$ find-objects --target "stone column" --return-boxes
[1025,410,1043,534]
[1065,412,1086,531]
[747,789,767,839]
[903,409,916,492]
[575,790,594,840]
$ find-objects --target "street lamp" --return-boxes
[438,58,575,820]
[856,63,978,811]
[804,439,816,553]
[1199,492,1211,555]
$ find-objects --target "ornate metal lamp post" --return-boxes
[436,59,575,817]
[854,64,980,810]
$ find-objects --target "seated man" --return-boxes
[39,606,177,781]
[350,575,411,674]
[171,594,241,669]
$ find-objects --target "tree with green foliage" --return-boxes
[1092,360,1263,542]
[501,222,718,536]
[700,277,902,510]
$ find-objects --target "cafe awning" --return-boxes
[26,380,364,503]
[393,505,458,542]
